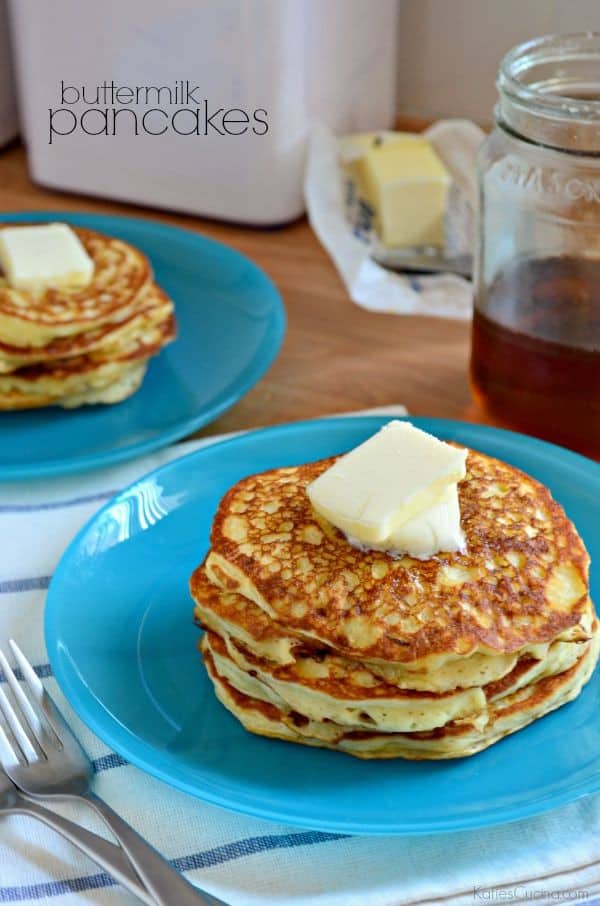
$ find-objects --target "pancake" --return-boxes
[0,360,148,410]
[193,564,594,691]
[0,226,152,348]
[203,626,587,733]
[192,565,558,692]
[206,628,489,732]
[0,284,173,373]
[203,630,599,759]
[56,361,148,408]
[0,314,174,409]
[205,449,593,666]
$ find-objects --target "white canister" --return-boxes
[9,0,398,224]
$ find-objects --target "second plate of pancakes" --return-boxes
[0,212,285,479]
[45,417,600,835]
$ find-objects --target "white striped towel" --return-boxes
[0,407,598,906]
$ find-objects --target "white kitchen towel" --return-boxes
[0,408,598,906]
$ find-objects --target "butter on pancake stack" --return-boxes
[191,443,599,759]
[0,225,175,409]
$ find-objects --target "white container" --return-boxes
[0,0,18,147]
[9,0,398,224]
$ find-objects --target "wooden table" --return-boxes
[0,141,480,438]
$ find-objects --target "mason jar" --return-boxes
[470,33,600,458]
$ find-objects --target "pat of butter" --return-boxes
[307,421,467,546]
[347,133,450,249]
[0,223,94,291]
[348,486,465,560]
[340,132,409,208]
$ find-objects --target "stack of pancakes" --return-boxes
[191,447,599,759]
[0,226,175,409]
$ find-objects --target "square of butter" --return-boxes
[340,131,410,205]
[359,135,450,249]
[307,421,467,546]
[0,223,94,291]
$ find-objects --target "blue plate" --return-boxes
[0,212,285,480]
[45,417,600,835]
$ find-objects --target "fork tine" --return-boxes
[8,641,44,697]
[0,684,38,763]
[0,649,45,750]
[0,723,21,769]
[8,640,64,746]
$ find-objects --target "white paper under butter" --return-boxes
[0,223,94,291]
[307,421,467,547]
[304,121,485,319]
[347,485,465,559]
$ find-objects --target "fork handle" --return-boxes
[80,791,221,906]
[13,797,154,905]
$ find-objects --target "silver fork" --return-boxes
[0,640,225,906]
[0,768,154,903]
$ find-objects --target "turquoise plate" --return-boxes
[0,212,285,480]
[45,417,600,835]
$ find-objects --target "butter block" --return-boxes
[355,133,450,248]
[387,485,465,558]
[340,132,416,209]
[339,132,406,176]
[0,223,94,291]
[307,421,467,546]
[347,486,465,559]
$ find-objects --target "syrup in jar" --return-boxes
[470,256,600,457]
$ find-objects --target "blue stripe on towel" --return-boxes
[0,873,113,902]
[0,491,117,515]
[0,832,346,901]
[0,663,52,684]
[0,577,51,594]
[91,753,128,773]
[172,831,347,872]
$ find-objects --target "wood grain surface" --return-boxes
[0,138,484,438]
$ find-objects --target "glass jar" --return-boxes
[470,33,600,458]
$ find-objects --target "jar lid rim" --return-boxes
[499,32,600,122]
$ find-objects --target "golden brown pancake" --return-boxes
[0,314,175,409]
[192,565,570,692]
[206,450,592,665]
[194,560,590,687]
[0,226,152,348]
[0,224,177,409]
[203,630,599,759]
[0,284,173,373]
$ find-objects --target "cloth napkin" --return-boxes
[0,407,598,906]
